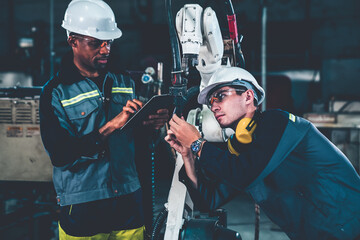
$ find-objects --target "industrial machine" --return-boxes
[0,93,52,182]
[0,73,56,239]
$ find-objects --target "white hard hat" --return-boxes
[62,0,122,40]
[198,66,265,105]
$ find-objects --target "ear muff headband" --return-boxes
[227,135,240,156]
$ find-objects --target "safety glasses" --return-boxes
[207,88,245,108]
[74,35,113,49]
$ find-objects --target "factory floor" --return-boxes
[154,179,290,240]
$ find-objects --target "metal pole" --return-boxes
[261,1,267,111]
[49,0,54,77]
[156,62,163,95]
[8,0,15,55]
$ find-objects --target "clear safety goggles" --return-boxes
[207,88,245,108]
[74,35,113,49]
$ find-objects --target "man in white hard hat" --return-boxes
[40,0,168,239]
[165,66,360,240]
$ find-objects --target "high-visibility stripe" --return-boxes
[289,113,296,122]
[60,88,133,107]
[112,87,133,94]
[61,90,100,107]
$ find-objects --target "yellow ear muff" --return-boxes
[235,118,257,144]
[227,117,258,156]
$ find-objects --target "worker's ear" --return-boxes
[245,90,254,104]
[67,36,77,48]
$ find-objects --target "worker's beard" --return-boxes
[94,62,107,71]
[93,55,109,71]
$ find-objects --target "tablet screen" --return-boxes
[121,94,174,130]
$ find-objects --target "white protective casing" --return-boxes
[176,5,224,91]
[196,7,224,92]
[176,4,203,55]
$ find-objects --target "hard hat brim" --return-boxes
[92,28,122,40]
[62,24,122,40]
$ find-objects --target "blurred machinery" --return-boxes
[0,96,52,182]
[0,72,33,88]
[304,101,360,173]
[1,6,56,239]
[0,73,52,181]
[0,73,56,239]
[303,58,360,173]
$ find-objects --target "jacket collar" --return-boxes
[58,51,109,85]
[58,51,84,85]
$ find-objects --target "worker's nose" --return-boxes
[99,43,110,55]
[211,102,220,112]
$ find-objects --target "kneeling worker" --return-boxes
[166,66,360,240]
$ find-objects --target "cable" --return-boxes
[151,207,168,240]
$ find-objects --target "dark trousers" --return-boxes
[59,189,144,237]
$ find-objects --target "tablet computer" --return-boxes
[121,94,174,130]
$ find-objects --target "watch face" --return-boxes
[191,143,200,152]
[191,139,202,154]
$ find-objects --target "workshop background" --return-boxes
[0,0,359,239]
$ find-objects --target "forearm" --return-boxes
[196,140,206,158]
[99,98,148,139]
[182,153,198,189]
[197,142,267,190]
[98,118,121,139]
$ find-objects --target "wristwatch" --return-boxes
[190,138,205,156]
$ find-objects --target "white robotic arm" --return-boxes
[196,7,224,91]
[176,4,224,90]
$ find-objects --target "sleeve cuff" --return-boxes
[80,130,106,156]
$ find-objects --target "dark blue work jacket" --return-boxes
[184,109,360,240]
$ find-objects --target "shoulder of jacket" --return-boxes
[41,73,62,97]
[262,109,290,122]
[108,72,134,86]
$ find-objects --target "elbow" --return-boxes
[196,198,221,212]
